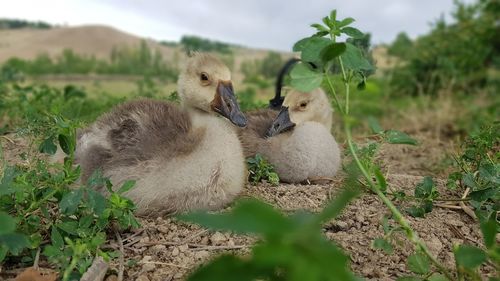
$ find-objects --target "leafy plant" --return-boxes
[247,154,279,186]
[447,122,499,221]
[0,91,139,279]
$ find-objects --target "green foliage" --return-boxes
[387,32,413,59]
[447,122,499,220]
[3,41,179,81]
[181,35,233,54]
[180,189,360,281]
[389,0,500,95]
[237,87,267,111]
[247,154,279,186]
[406,177,439,218]
[240,52,284,88]
[260,52,284,79]
[0,79,139,279]
[0,18,51,29]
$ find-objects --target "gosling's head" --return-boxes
[177,52,247,127]
[267,87,332,137]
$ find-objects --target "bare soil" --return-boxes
[0,133,495,281]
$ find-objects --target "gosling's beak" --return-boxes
[266,107,296,137]
[211,81,247,127]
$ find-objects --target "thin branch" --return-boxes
[114,230,124,281]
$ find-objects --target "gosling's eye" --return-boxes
[200,72,209,81]
[300,102,308,108]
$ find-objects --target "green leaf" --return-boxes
[372,238,393,254]
[462,172,477,189]
[407,252,430,274]
[330,10,337,22]
[470,187,497,202]
[385,130,418,145]
[300,37,331,63]
[310,23,328,32]
[479,163,500,184]
[341,27,364,38]
[455,245,487,268]
[289,63,323,92]
[322,16,333,29]
[320,42,346,63]
[367,116,383,134]
[0,166,17,196]
[414,176,435,199]
[56,221,78,235]
[480,214,498,248]
[406,206,426,218]
[58,134,72,155]
[59,189,83,214]
[117,180,136,194]
[87,189,107,215]
[293,37,312,52]
[0,245,7,262]
[0,233,30,255]
[338,17,355,27]
[0,212,16,234]
[39,137,57,155]
[341,43,374,71]
[179,198,294,237]
[374,167,387,192]
[51,226,64,249]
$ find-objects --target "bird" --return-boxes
[75,52,248,216]
[239,58,340,183]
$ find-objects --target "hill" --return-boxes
[0,25,178,64]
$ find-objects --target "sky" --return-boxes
[0,0,468,51]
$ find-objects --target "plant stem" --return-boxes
[324,73,454,281]
[338,57,350,115]
[324,73,345,115]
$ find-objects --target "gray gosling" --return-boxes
[75,53,247,216]
[240,87,340,183]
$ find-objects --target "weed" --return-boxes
[247,154,279,186]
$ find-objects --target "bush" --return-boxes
[2,41,179,82]
[390,0,500,95]
[180,35,233,54]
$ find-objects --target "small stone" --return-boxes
[178,244,189,252]
[227,239,235,247]
[210,232,226,245]
[141,255,153,263]
[158,225,170,234]
[139,236,150,243]
[200,236,209,244]
[355,214,364,223]
[174,272,183,279]
[105,275,118,281]
[142,262,156,272]
[136,275,150,281]
[427,236,443,256]
[447,219,464,227]
[335,221,348,230]
[151,244,166,255]
[195,250,210,260]
[171,247,180,256]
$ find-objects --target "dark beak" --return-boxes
[211,81,247,127]
[266,107,296,137]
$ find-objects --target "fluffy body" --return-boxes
[75,53,246,216]
[239,87,341,183]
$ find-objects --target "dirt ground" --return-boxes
[0,133,495,281]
